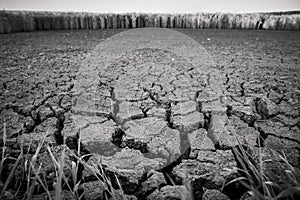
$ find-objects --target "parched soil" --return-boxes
[0,28,299,200]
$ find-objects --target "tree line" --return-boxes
[1,10,299,33]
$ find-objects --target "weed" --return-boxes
[227,119,300,200]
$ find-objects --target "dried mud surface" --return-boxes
[0,28,299,200]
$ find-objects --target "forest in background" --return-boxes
[0,10,300,33]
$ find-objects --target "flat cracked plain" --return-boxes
[1,27,300,199]
[72,28,223,174]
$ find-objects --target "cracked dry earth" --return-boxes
[1,28,300,200]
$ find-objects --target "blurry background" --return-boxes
[1,0,300,33]
[1,0,300,13]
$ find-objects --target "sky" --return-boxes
[0,0,299,13]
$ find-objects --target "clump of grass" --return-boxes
[0,118,25,198]
[227,119,300,200]
[74,130,127,200]
[0,120,128,200]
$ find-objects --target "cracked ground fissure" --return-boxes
[1,28,300,200]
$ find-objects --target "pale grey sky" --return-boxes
[0,0,299,13]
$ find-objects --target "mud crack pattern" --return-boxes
[1,28,299,200]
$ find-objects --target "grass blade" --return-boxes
[0,150,23,198]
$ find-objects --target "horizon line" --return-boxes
[2,8,300,15]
